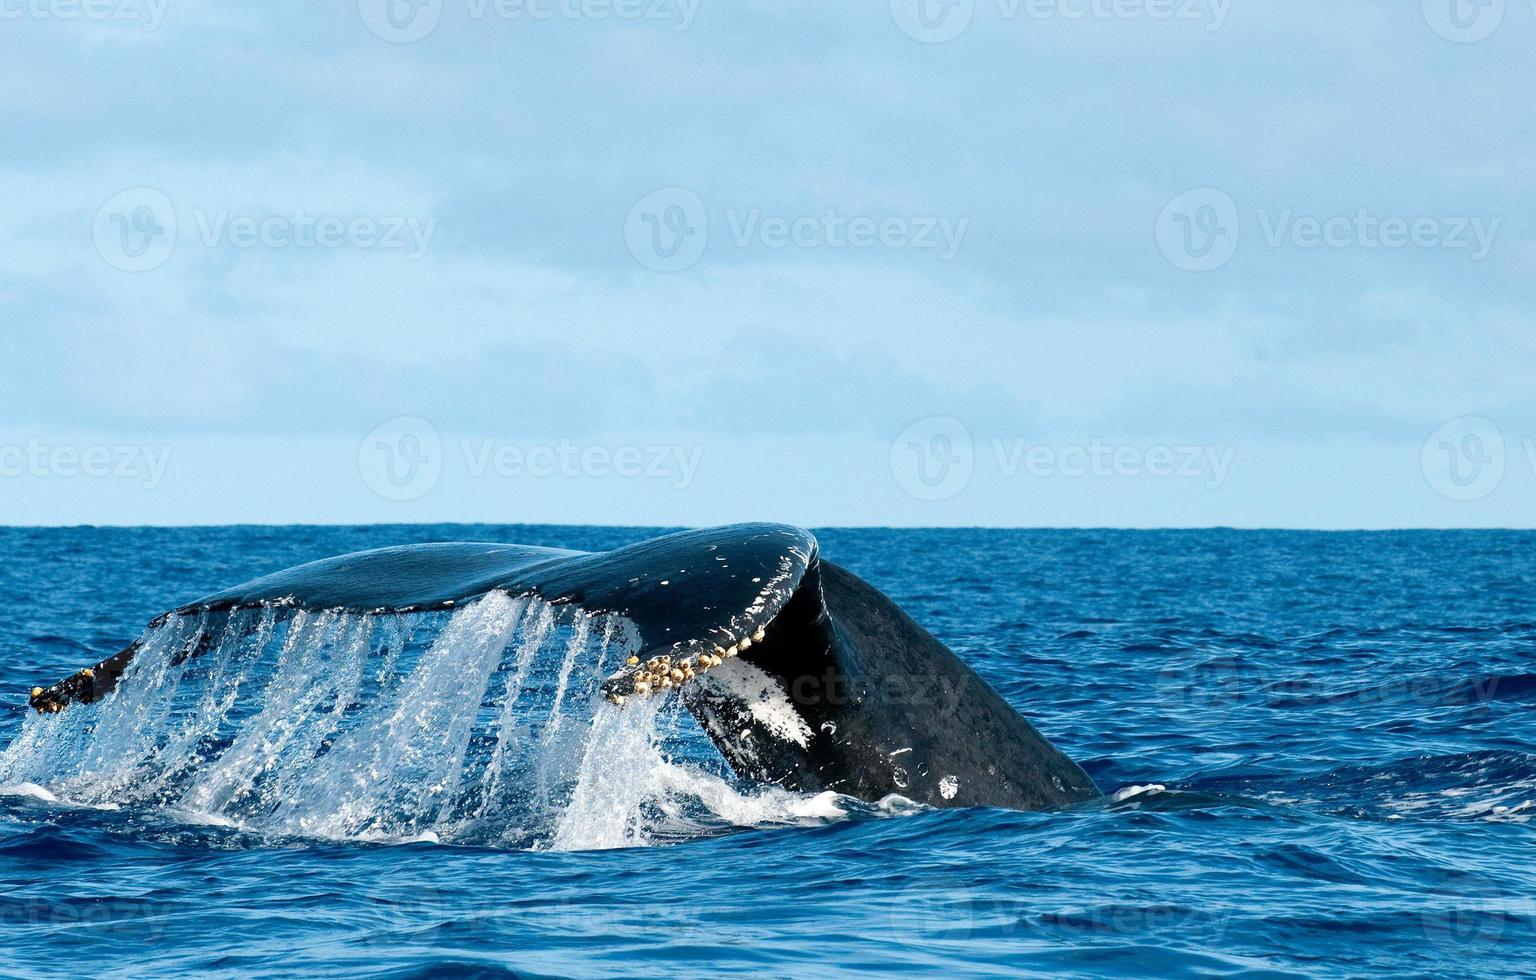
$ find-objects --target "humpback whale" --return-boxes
[27,524,1097,811]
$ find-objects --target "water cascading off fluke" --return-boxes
[0,592,737,850]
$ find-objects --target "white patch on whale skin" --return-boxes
[938,775,959,800]
[703,657,812,747]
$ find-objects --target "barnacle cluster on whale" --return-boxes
[606,624,766,703]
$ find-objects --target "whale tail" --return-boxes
[26,524,1096,811]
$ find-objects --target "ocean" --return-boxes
[1,525,1532,977]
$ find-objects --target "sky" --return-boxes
[0,0,1533,528]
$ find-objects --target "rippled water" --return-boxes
[2,526,1533,977]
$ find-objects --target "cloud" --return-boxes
[1,1,1533,523]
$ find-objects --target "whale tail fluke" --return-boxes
[24,524,1096,811]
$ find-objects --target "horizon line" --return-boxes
[2,521,1533,533]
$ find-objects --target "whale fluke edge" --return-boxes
[28,523,1098,811]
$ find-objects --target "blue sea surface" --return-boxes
[1,526,1533,977]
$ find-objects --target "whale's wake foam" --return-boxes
[0,592,850,850]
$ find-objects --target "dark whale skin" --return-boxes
[688,557,1097,810]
